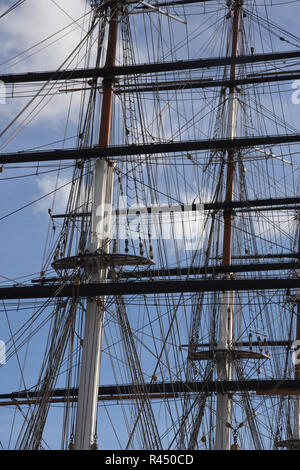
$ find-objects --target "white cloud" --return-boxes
[34,172,92,217]
[0,0,89,73]
[0,0,92,133]
[35,174,71,214]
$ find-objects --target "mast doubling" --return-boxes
[74,2,119,450]
[215,0,240,450]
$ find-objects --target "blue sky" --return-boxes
[0,0,91,449]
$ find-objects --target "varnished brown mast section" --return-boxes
[99,4,119,147]
[222,2,240,266]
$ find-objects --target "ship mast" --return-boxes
[292,215,300,446]
[74,2,119,450]
[215,0,240,450]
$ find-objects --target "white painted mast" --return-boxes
[74,160,114,450]
[74,3,119,450]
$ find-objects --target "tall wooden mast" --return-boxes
[215,0,240,450]
[292,216,300,446]
[74,3,119,450]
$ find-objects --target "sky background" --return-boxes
[0,0,300,450]
[0,0,92,449]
